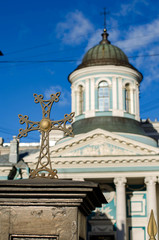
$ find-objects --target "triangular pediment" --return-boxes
[50,129,159,157]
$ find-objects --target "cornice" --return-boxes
[51,154,159,166]
[69,65,142,84]
[50,129,159,156]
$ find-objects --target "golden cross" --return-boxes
[17,92,74,179]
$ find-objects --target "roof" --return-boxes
[75,29,141,73]
[0,154,12,166]
[0,148,39,167]
[72,116,147,136]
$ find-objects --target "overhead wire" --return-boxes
[4,41,57,55]
[0,127,39,142]
[0,52,159,64]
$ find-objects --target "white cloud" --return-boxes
[83,27,120,58]
[85,29,101,52]
[56,10,159,91]
[116,0,149,16]
[44,85,71,106]
[56,10,94,46]
[116,18,159,53]
[129,44,159,90]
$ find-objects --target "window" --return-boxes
[98,81,109,111]
[79,85,84,114]
[125,83,130,112]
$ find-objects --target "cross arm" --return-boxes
[33,92,61,119]
[17,114,40,139]
[51,112,75,137]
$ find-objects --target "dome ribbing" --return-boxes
[77,29,137,71]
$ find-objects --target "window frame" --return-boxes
[98,81,109,111]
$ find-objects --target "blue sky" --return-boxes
[0,0,159,143]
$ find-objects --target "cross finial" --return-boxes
[100,7,109,31]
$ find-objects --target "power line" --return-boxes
[140,103,159,114]
[128,53,159,59]
[0,52,158,64]
[0,126,39,142]
[5,42,56,55]
[0,59,77,63]
[140,97,159,108]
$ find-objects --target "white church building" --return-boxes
[1,28,159,240]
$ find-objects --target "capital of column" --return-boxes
[114,177,127,186]
[144,176,157,186]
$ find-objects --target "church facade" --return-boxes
[1,29,159,240]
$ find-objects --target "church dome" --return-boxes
[77,29,136,70]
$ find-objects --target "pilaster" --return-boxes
[130,86,134,114]
[112,76,117,114]
[85,78,89,113]
[136,83,140,120]
[117,77,123,117]
[71,85,75,113]
[91,77,95,113]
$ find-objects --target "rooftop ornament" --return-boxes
[17,92,74,179]
[147,209,157,240]
[100,7,110,44]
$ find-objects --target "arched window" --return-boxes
[79,85,84,115]
[125,83,130,112]
[98,81,109,111]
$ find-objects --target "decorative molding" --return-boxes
[122,78,135,87]
[51,207,66,218]
[129,226,146,240]
[51,130,159,156]
[144,176,157,186]
[51,156,159,165]
[31,210,43,218]
[74,81,86,91]
[127,193,146,217]
[114,177,127,186]
[69,65,142,84]
[95,77,112,87]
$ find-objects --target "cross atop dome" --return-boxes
[100,7,109,32]
[100,8,110,44]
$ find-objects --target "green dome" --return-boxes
[77,30,136,70]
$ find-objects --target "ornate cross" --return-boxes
[17,92,74,179]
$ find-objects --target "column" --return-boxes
[114,177,127,240]
[144,177,158,229]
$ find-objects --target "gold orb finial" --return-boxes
[40,118,51,132]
